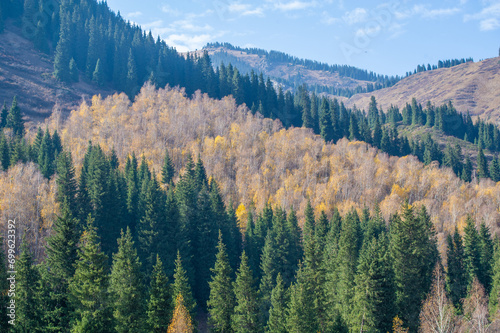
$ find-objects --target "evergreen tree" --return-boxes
[462,155,472,182]
[232,251,260,333]
[286,265,317,333]
[446,228,467,310]
[477,147,489,179]
[109,227,146,333]
[38,128,54,178]
[478,223,494,293]
[53,16,71,82]
[0,102,8,128]
[208,233,235,333]
[172,252,196,320]
[56,151,79,218]
[14,236,43,332]
[489,239,500,317]
[6,96,24,137]
[147,255,173,333]
[490,156,500,182]
[69,58,79,82]
[463,215,482,289]
[266,273,287,333]
[161,149,175,184]
[0,131,10,170]
[69,216,113,333]
[390,202,438,331]
[43,200,79,332]
[258,233,276,324]
[319,97,333,142]
[126,49,139,99]
[351,237,396,333]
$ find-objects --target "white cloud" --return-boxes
[395,4,461,20]
[480,17,500,30]
[355,25,381,37]
[162,32,226,52]
[343,8,368,24]
[464,2,500,31]
[161,5,181,16]
[126,11,143,18]
[275,1,317,11]
[321,11,339,25]
[228,3,264,17]
[170,20,214,32]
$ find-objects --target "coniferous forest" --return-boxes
[1,0,500,332]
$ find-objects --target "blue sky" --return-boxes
[105,0,500,76]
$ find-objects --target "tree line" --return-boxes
[2,143,500,332]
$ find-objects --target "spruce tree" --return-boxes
[0,131,10,171]
[477,147,489,179]
[161,149,175,184]
[207,232,235,333]
[490,156,500,182]
[172,252,196,320]
[38,128,54,178]
[463,215,481,289]
[126,49,139,99]
[462,155,472,182]
[69,216,113,333]
[446,228,467,310]
[147,255,173,333]
[489,239,500,317]
[56,151,79,218]
[351,237,396,333]
[390,201,438,331]
[258,233,276,324]
[266,273,287,333]
[0,101,8,128]
[6,96,24,137]
[53,16,71,82]
[232,251,260,333]
[69,58,79,82]
[43,200,80,331]
[109,227,146,333]
[319,97,333,142]
[286,265,317,333]
[14,236,43,332]
[478,222,494,293]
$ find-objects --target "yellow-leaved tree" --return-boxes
[168,294,194,333]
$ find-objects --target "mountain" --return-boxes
[200,42,399,97]
[0,21,114,123]
[347,57,500,123]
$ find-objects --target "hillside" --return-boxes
[0,21,114,124]
[199,44,390,97]
[347,57,500,123]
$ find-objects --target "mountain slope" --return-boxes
[0,22,114,124]
[347,57,500,123]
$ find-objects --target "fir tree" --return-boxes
[69,58,79,82]
[490,156,500,182]
[207,232,235,333]
[69,216,113,333]
[0,131,10,171]
[126,49,139,99]
[489,239,500,317]
[464,215,482,289]
[53,16,71,82]
[286,265,317,333]
[319,97,333,142]
[147,255,173,333]
[232,251,260,333]
[478,223,494,294]
[462,155,472,182]
[56,151,79,218]
[0,101,8,128]
[109,227,146,333]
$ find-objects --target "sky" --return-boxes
[105,0,500,77]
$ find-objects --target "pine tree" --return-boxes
[258,233,276,324]
[14,236,43,332]
[266,273,287,333]
[0,131,10,171]
[168,294,194,333]
[6,96,24,137]
[69,216,113,333]
[38,128,54,178]
[161,149,175,184]
[172,252,197,320]
[319,97,333,142]
[207,232,235,333]
[126,49,139,99]
[56,151,79,218]
[0,102,8,128]
[490,156,500,182]
[109,227,146,333]
[232,251,260,333]
[147,255,173,333]
[489,239,500,317]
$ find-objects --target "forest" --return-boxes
[1,0,500,332]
